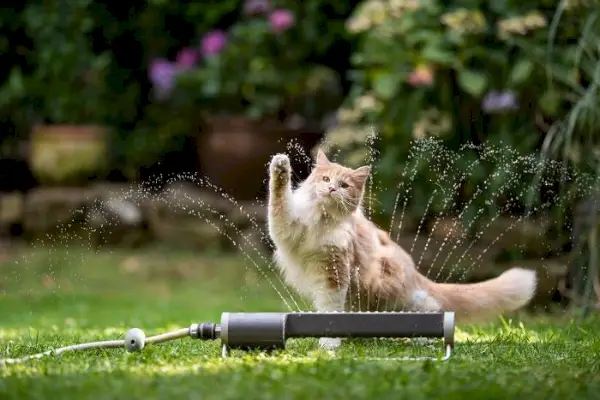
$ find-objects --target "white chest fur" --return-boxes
[274,226,352,297]
[270,191,354,300]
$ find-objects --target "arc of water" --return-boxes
[458,167,591,283]
[431,149,533,282]
[173,188,305,312]
[422,153,493,280]
[441,157,559,283]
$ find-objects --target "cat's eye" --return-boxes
[322,176,330,182]
[339,181,349,189]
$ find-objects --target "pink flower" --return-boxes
[176,47,198,68]
[407,64,434,87]
[244,0,271,15]
[269,9,295,33]
[200,30,228,56]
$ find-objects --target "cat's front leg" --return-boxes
[268,154,293,229]
[314,283,349,350]
[269,153,291,195]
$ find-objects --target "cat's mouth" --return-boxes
[318,190,337,200]
[318,192,344,209]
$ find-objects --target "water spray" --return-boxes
[1,312,455,364]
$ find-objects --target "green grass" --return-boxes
[1,245,599,399]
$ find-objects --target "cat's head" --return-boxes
[300,149,371,217]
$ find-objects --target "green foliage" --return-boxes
[134,0,241,57]
[538,2,600,172]
[327,0,598,230]
[0,1,358,174]
[149,1,350,122]
[0,1,112,125]
[114,0,357,173]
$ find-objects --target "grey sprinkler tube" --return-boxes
[191,311,455,360]
[1,312,455,365]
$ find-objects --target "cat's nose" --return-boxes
[328,186,336,193]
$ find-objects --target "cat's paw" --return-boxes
[269,153,291,178]
[409,337,437,346]
[319,337,342,350]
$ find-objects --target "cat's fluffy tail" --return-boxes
[420,268,537,321]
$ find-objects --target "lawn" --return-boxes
[1,245,599,400]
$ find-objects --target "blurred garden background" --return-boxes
[1,0,600,379]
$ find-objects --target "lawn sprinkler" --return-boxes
[0,311,455,364]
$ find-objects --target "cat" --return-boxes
[266,150,538,350]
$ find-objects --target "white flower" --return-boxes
[412,108,452,140]
[497,11,547,40]
[346,0,389,33]
[337,107,362,123]
[354,93,382,112]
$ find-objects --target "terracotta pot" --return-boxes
[29,124,109,186]
[197,115,324,201]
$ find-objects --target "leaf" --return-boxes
[509,59,534,86]
[0,68,25,106]
[372,71,401,100]
[246,105,264,119]
[8,68,24,93]
[457,69,487,97]
[539,90,562,117]
[422,46,456,66]
[201,80,220,97]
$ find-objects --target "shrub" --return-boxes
[4,1,112,125]
[124,0,357,173]
[145,0,354,122]
[326,0,598,231]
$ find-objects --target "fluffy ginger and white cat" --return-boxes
[267,150,537,350]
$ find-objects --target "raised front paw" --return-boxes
[269,153,291,177]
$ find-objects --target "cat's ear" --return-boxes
[352,165,371,186]
[315,149,330,166]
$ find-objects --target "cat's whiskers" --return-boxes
[361,195,381,208]
[337,198,352,215]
